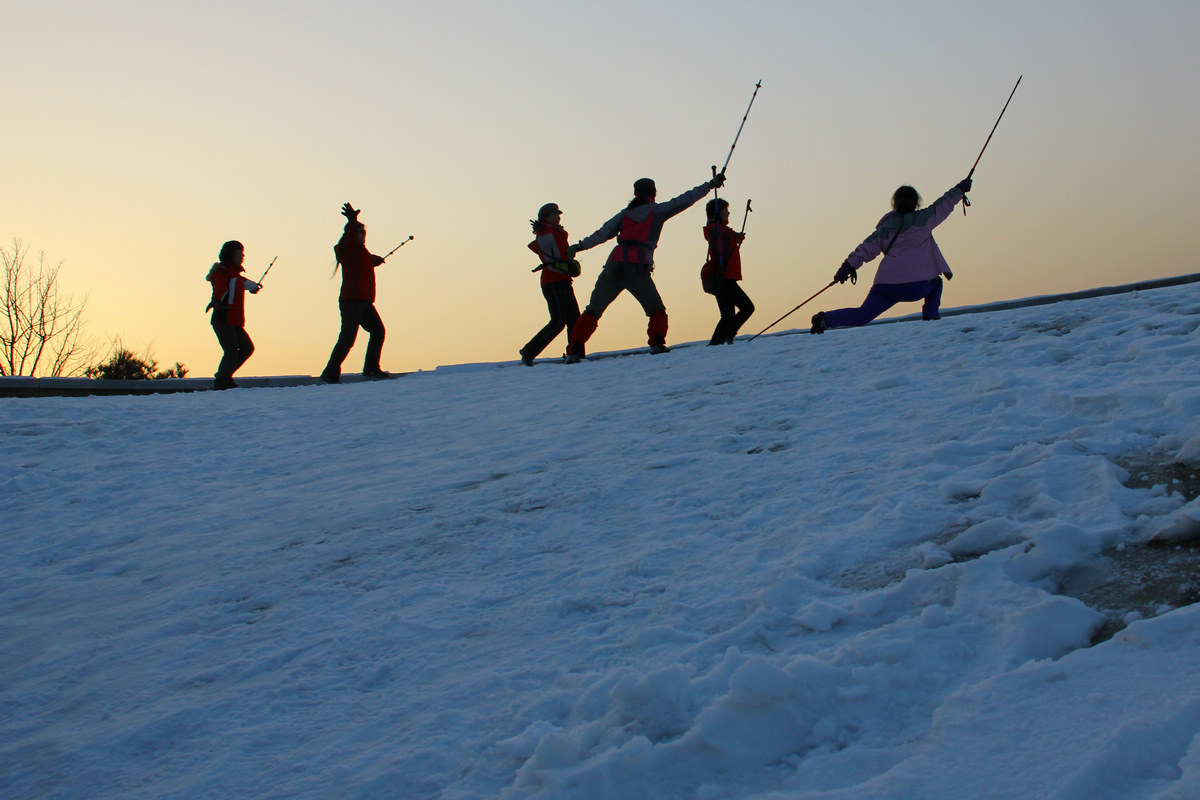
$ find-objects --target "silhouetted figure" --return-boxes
[321,203,388,383]
[812,178,971,334]
[701,198,754,344]
[565,173,724,361]
[520,202,582,365]
[206,240,260,390]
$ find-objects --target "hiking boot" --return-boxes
[363,368,390,379]
[649,343,670,354]
[565,352,583,364]
[320,370,341,384]
[810,312,827,334]
[519,349,534,367]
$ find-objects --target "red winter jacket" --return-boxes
[207,262,257,327]
[334,237,385,302]
[529,224,572,286]
[701,222,745,283]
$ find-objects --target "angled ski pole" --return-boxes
[720,80,763,175]
[740,199,753,234]
[256,256,277,284]
[963,75,1022,214]
[747,281,835,342]
[381,236,414,261]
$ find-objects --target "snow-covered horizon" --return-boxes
[4,280,1200,799]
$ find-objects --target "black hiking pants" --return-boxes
[324,299,385,376]
[708,279,755,345]
[522,281,581,360]
[213,323,254,380]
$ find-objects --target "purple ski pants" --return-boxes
[823,278,943,329]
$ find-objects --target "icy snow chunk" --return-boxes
[794,599,850,632]
[915,541,952,568]
[685,656,838,769]
[920,603,952,628]
[609,664,697,741]
[497,720,564,760]
[945,518,1026,558]
[1176,433,1200,468]
[1005,523,1096,586]
[1005,594,1105,663]
[1149,496,1200,543]
[727,658,796,705]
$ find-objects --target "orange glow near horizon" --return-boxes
[4,1,1198,378]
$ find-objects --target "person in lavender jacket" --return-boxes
[811,177,972,333]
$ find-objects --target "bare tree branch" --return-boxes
[1,238,96,376]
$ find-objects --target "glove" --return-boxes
[341,203,360,222]
[944,269,954,281]
[834,261,857,285]
[956,177,973,194]
[246,281,261,294]
[567,244,580,258]
[711,170,727,189]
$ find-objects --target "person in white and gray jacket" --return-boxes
[812,177,971,333]
[565,172,724,360]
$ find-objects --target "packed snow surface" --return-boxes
[4,282,1200,799]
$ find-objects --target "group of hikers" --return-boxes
[205,171,974,389]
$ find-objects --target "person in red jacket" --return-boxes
[206,240,260,390]
[520,202,582,366]
[700,197,754,345]
[566,172,724,361]
[320,203,389,383]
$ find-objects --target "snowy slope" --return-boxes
[3,282,1200,800]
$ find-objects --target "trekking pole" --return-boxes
[256,256,277,284]
[381,236,414,261]
[720,80,763,175]
[740,199,753,235]
[962,75,1022,214]
[747,281,835,342]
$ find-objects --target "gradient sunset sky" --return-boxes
[6,1,1199,377]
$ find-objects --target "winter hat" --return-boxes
[633,178,656,197]
[537,203,561,221]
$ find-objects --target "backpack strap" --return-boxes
[883,214,908,255]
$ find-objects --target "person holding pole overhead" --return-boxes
[701,197,754,345]
[320,203,390,383]
[206,240,261,390]
[810,178,971,333]
[565,172,724,361]
[811,77,1020,335]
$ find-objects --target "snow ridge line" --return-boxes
[3,272,1197,398]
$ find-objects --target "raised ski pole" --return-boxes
[382,236,414,260]
[256,256,277,284]
[962,75,1022,214]
[720,80,762,175]
[747,281,836,342]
